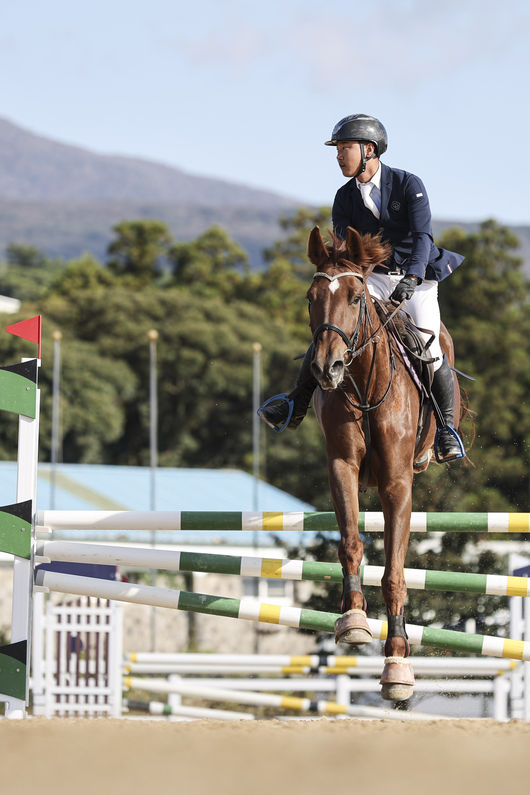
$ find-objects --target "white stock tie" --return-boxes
[359,182,381,219]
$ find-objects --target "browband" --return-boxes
[313,271,364,283]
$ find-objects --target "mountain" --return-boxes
[0,117,528,272]
[0,117,300,208]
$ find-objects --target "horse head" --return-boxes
[306,226,391,390]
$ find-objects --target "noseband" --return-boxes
[311,271,367,355]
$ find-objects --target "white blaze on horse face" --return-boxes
[329,279,341,294]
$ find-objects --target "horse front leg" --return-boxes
[378,476,415,701]
[328,456,373,646]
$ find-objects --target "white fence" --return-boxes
[31,592,122,717]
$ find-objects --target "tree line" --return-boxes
[0,212,528,517]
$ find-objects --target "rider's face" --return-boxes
[336,141,375,180]
[336,141,363,178]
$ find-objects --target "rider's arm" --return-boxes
[403,174,434,282]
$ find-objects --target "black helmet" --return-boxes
[325,114,388,156]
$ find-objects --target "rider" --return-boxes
[260,113,465,463]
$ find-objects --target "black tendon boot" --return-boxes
[259,345,317,431]
[431,358,465,462]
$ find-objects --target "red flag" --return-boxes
[6,316,42,359]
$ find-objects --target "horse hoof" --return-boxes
[334,609,373,645]
[380,656,415,702]
[381,683,414,701]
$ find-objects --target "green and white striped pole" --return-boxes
[35,509,530,534]
[36,540,530,598]
[35,569,530,662]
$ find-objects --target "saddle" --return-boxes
[373,298,437,385]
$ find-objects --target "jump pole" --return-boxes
[123,660,517,677]
[35,540,530,598]
[35,510,530,533]
[122,676,445,721]
[125,652,518,676]
[124,698,255,721]
[35,569,530,662]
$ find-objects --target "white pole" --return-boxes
[5,378,40,718]
[252,342,262,512]
[148,329,158,652]
[50,331,61,509]
[252,343,262,654]
[524,598,530,721]
[124,652,517,674]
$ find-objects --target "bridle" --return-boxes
[310,269,403,367]
[309,268,404,413]
[311,271,367,358]
[310,266,401,489]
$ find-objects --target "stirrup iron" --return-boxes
[434,425,465,463]
[257,393,294,433]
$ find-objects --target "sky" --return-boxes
[0,0,529,225]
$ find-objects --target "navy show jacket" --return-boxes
[332,163,464,282]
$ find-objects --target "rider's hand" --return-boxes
[390,275,420,303]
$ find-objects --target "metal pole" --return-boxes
[252,343,262,511]
[148,329,159,651]
[50,331,62,510]
[252,342,262,654]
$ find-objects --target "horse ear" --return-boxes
[346,227,364,262]
[307,226,329,268]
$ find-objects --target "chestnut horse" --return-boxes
[306,226,459,701]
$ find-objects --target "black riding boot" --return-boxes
[431,358,464,462]
[260,345,317,430]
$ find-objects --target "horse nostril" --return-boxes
[330,361,344,379]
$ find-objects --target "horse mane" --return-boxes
[327,229,392,276]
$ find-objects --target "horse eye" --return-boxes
[351,295,361,305]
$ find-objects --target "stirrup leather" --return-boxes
[257,393,294,433]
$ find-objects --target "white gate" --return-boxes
[32,591,122,717]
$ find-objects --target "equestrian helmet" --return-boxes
[325,114,388,155]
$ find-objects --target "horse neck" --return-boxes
[348,290,391,382]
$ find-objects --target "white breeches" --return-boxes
[367,272,443,371]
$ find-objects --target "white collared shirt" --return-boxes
[356,165,382,218]
[356,164,381,193]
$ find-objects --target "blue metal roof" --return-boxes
[0,461,316,545]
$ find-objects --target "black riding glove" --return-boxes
[390,275,420,303]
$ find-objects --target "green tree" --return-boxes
[410,219,530,512]
[52,254,116,296]
[169,225,249,295]
[0,244,64,301]
[263,207,332,277]
[107,220,173,285]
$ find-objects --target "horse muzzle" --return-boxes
[311,357,345,390]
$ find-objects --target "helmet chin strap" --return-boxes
[354,142,377,180]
